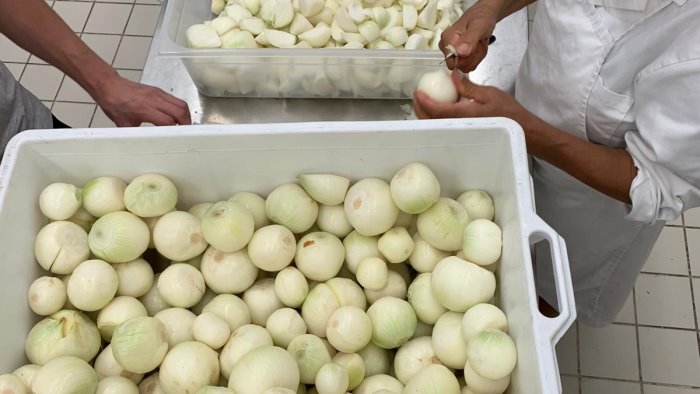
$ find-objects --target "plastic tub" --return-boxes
[157,0,470,99]
[0,118,575,393]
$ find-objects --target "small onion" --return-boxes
[67,259,118,312]
[27,276,66,316]
[274,267,309,308]
[407,273,446,324]
[431,256,496,312]
[366,297,417,349]
[342,230,380,273]
[316,204,353,238]
[432,312,467,369]
[364,271,407,304]
[389,162,440,214]
[315,363,349,394]
[139,274,171,316]
[193,312,231,350]
[32,356,97,394]
[39,182,82,220]
[34,221,90,274]
[332,353,365,390]
[344,178,399,236]
[297,174,350,205]
[229,346,301,393]
[201,246,259,294]
[377,227,414,264]
[197,387,234,394]
[123,173,178,218]
[154,307,196,347]
[408,233,451,273]
[153,211,208,261]
[295,232,345,281]
[113,258,154,298]
[81,176,126,218]
[159,341,220,394]
[457,190,495,221]
[326,306,372,353]
[403,364,460,394]
[88,211,150,263]
[219,324,273,380]
[0,374,27,394]
[394,337,443,384]
[265,183,319,233]
[96,376,139,394]
[353,374,403,394]
[462,303,508,342]
[96,296,148,341]
[463,360,510,394]
[12,364,39,389]
[266,308,307,348]
[287,334,331,384]
[111,316,169,373]
[417,198,470,251]
[138,373,165,394]
[301,283,340,337]
[157,263,205,308]
[248,225,296,272]
[189,203,213,220]
[243,278,284,326]
[357,343,392,377]
[201,201,255,252]
[356,257,389,291]
[66,207,96,232]
[94,345,144,384]
[466,329,517,380]
[229,192,270,230]
[461,219,503,266]
[325,277,367,310]
[203,294,251,331]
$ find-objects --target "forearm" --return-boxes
[521,116,636,204]
[0,0,117,99]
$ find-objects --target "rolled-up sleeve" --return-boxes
[625,58,700,224]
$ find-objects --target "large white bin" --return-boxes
[0,118,575,393]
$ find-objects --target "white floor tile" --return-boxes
[644,385,700,394]
[638,327,700,386]
[614,292,636,324]
[561,375,579,394]
[19,65,64,101]
[52,102,96,128]
[3,63,25,80]
[52,1,93,32]
[0,34,30,63]
[668,213,683,226]
[117,69,143,82]
[581,378,641,394]
[84,3,133,34]
[635,274,695,329]
[693,278,700,329]
[643,227,688,275]
[56,77,94,103]
[687,228,700,275]
[579,324,639,381]
[81,33,122,64]
[90,107,116,128]
[113,36,152,69]
[556,323,578,375]
[125,4,161,36]
[685,207,700,227]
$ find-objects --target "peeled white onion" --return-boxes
[432,311,468,369]
[67,259,118,312]
[353,374,403,394]
[154,307,196,348]
[389,162,440,214]
[377,227,415,264]
[188,203,213,220]
[34,221,90,274]
[200,246,259,294]
[298,173,350,205]
[81,176,127,218]
[407,273,446,324]
[0,373,27,394]
[466,329,517,380]
[247,225,297,272]
[431,256,496,312]
[364,271,407,304]
[457,190,495,221]
[394,337,443,384]
[463,360,510,394]
[66,207,96,232]
[96,296,148,341]
[153,211,208,261]
[301,283,340,337]
[138,373,165,394]
[219,324,273,380]
[316,204,353,238]
[228,346,301,393]
[325,277,367,310]
[12,364,39,389]
[266,308,307,348]
[274,267,309,308]
[408,233,451,273]
[366,296,417,349]
[88,211,150,263]
[295,232,345,281]
[229,191,270,230]
[159,341,220,394]
[356,257,389,291]
[357,343,392,377]
[113,258,154,298]
[197,387,234,394]
[27,276,66,316]
[111,316,169,373]
[326,306,372,353]
[201,201,255,253]
[462,303,508,342]
[404,364,460,394]
[417,198,469,251]
[32,356,98,394]
[94,345,144,384]
[193,312,231,350]
[343,230,381,274]
[139,274,171,316]
[461,219,503,266]
[202,294,251,331]
[416,69,458,103]
[315,363,349,394]
[96,376,139,394]
[124,173,178,218]
[332,353,365,390]
[344,178,399,236]
[157,263,205,308]
[287,334,331,384]
[244,278,284,326]
[265,183,319,233]
[39,183,82,221]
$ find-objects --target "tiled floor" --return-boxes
[1,1,699,393]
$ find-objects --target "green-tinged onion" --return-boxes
[193,312,231,350]
[326,306,372,353]
[39,182,82,221]
[377,227,414,264]
[139,274,170,316]
[153,211,208,261]
[287,334,331,384]
[298,173,350,205]
[407,273,446,325]
[325,277,367,310]
[25,310,100,366]
[113,258,154,298]
[403,364,460,394]
[138,373,165,394]
[34,221,90,274]
[466,329,517,380]
[353,374,403,394]
[389,162,440,214]
[229,192,270,230]
[274,267,309,308]
[344,178,399,236]
[219,324,273,380]
[301,283,340,337]
[367,297,416,349]
[295,232,345,281]
[265,183,319,233]
[189,203,213,220]
[123,173,178,218]
[32,356,97,394]
[201,201,255,252]
[416,198,470,251]
[462,360,510,394]
[154,308,196,348]
[66,259,118,312]
[332,353,365,390]
[431,256,496,312]
[432,311,468,369]
[97,296,147,341]
[200,246,258,294]
[266,308,307,348]
[364,271,407,304]
[157,263,205,308]
[356,257,389,291]
[462,303,508,342]
[203,294,251,331]
[408,233,451,273]
[89,211,150,263]
[315,363,349,394]
[357,343,391,377]
[27,276,66,316]
[111,316,169,373]
[94,345,144,384]
[96,376,139,394]
[159,341,220,394]
[316,204,353,238]
[243,278,284,326]
[12,364,39,389]
[461,219,503,266]
[0,374,27,394]
[248,225,296,272]
[394,337,443,384]
[228,346,300,393]
[81,176,127,218]
[343,230,381,273]
[457,190,495,221]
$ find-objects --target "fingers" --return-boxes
[414,91,482,119]
[451,71,492,103]
[149,88,192,125]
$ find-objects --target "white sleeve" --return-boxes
[625,58,700,224]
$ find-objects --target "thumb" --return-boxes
[452,71,488,101]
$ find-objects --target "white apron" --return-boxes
[515,0,690,326]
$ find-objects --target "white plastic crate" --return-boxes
[0,118,575,393]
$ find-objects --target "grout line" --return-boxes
[632,286,644,393]
[612,321,699,332]
[681,222,700,358]
[573,375,700,389]
[639,271,690,278]
[111,2,137,70]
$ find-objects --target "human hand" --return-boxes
[439,1,500,72]
[94,75,191,127]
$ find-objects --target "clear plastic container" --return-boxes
[157,0,461,99]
